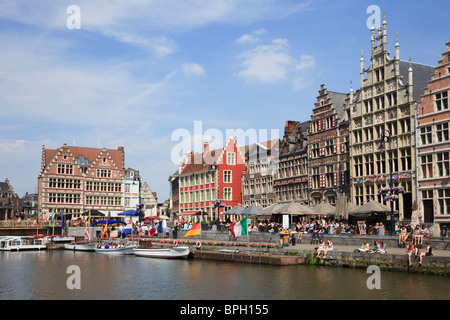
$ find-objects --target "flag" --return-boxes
[122,220,133,239]
[87,210,91,227]
[61,212,65,230]
[101,222,108,239]
[49,209,55,227]
[232,217,248,238]
[184,223,201,238]
[157,220,167,234]
[85,224,90,241]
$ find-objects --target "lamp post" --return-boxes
[378,129,396,236]
[211,164,225,231]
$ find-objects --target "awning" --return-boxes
[179,211,203,216]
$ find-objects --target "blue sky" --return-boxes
[0,0,449,201]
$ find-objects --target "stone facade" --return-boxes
[242,139,279,208]
[349,19,434,220]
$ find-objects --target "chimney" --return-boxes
[203,142,210,154]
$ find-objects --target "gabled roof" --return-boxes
[399,60,435,102]
[41,144,125,174]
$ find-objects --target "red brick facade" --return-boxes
[308,84,350,205]
[178,137,246,221]
[417,42,450,226]
[38,144,125,217]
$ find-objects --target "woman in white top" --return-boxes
[323,240,333,259]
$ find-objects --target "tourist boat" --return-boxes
[0,236,47,251]
[133,246,190,259]
[64,240,97,252]
[95,244,138,255]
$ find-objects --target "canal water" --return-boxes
[1,250,449,300]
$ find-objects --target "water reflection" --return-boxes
[1,251,449,300]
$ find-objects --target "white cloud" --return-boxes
[236,38,315,88]
[183,63,206,76]
[236,29,267,44]
[0,1,310,51]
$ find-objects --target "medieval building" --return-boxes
[38,144,126,217]
[348,18,434,220]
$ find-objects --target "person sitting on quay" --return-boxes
[356,241,370,252]
[322,239,333,259]
[412,225,421,247]
[316,239,326,258]
[398,224,410,248]
[418,241,433,265]
[370,241,380,253]
[406,242,415,266]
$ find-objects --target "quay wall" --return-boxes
[191,246,450,276]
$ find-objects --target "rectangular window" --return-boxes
[436,92,449,111]
[400,148,411,171]
[438,189,450,215]
[437,152,450,177]
[420,126,432,145]
[224,187,232,201]
[227,152,236,165]
[437,123,449,142]
[223,170,232,183]
[421,154,433,178]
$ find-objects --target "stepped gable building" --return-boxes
[0,178,20,220]
[242,139,279,208]
[178,137,246,221]
[417,42,450,227]
[141,182,159,216]
[349,17,434,220]
[38,144,126,217]
[274,120,309,204]
[308,84,350,205]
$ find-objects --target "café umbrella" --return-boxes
[348,200,397,218]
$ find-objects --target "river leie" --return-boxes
[1,250,449,300]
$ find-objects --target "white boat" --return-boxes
[64,241,97,251]
[0,236,47,251]
[95,244,138,255]
[133,246,190,259]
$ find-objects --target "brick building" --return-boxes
[308,84,350,205]
[38,144,126,217]
[349,18,434,220]
[242,139,279,208]
[274,120,310,204]
[417,42,450,227]
[177,137,246,221]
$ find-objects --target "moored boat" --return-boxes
[95,244,138,255]
[64,241,97,252]
[133,246,190,259]
[0,236,46,251]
